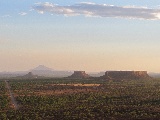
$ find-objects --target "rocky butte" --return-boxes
[100,71,151,80]
[17,72,40,79]
[24,72,37,78]
[68,71,90,79]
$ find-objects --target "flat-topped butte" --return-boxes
[100,71,151,80]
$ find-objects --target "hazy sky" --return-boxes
[1,0,160,72]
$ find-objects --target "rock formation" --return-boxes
[22,72,39,79]
[68,71,90,79]
[100,71,151,80]
[23,72,38,78]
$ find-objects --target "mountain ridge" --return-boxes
[0,65,72,78]
[31,65,54,71]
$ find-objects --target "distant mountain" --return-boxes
[0,71,27,78]
[1,68,159,79]
[30,65,72,77]
[31,65,54,71]
[0,65,72,78]
[30,70,72,77]
[14,72,45,79]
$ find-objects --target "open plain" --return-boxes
[1,78,160,119]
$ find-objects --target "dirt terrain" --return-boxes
[5,80,19,110]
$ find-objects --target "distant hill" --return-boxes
[2,66,158,79]
[148,72,160,78]
[30,65,54,77]
[31,65,54,71]
[0,65,73,78]
[15,72,43,79]
[31,70,72,77]
[23,72,39,79]
[30,65,72,77]
[0,71,27,78]
[89,72,105,77]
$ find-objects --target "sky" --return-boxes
[1,0,160,72]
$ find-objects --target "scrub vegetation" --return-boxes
[1,78,160,119]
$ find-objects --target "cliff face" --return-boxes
[69,71,90,78]
[101,71,151,80]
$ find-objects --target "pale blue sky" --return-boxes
[1,0,160,72]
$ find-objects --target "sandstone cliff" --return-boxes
[100,71,151,80]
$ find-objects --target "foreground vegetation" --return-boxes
[0,81,11,119]
[1,78,160,119]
